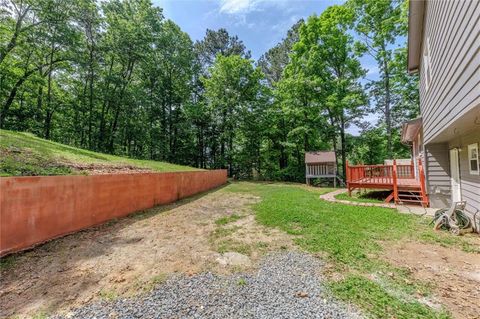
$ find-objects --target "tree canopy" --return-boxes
[0,0,417,182]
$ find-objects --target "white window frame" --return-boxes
[468,143,479,175]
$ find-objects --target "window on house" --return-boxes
[468,143,479,175]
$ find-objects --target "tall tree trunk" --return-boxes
[1,65,44,128]
[228,133,233,176]
[44,68,53,139]
[149,77,155,160]
[109,60,135,152]
[36,83,43,122]
[340,115,347,183]
[88,47,95,149]
[43,39,56,140]
[382,44,392,158]
[98,56,115,150]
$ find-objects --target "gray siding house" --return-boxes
[405,0,480,228]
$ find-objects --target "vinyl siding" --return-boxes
[424,143,451,208]
[449,129,480,218]
[419,0,480,143]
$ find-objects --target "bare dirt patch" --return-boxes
[383,241,480,319]
[0,189,292,318]
[60,161,154,175]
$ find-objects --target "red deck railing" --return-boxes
[345,159,428,206]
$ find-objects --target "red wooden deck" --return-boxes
[349,177,420,188]
[346,159,428,206]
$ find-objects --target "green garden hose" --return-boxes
[432,208,472,235]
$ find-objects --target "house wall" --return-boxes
[424,130,480,232]
[424,142,451,208]
[419,0,480,144]
[448,129,480,217]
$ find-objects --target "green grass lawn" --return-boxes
[225,182,478,319]
[335,190,388,203]
[0,130,200,176]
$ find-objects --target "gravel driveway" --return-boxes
[55,252,361,319]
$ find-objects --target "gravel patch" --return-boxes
[55,252,362,319]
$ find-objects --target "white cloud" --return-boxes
[270,14,300,32]
[219,0,252,14]
[218,0,288,14]
[366,65,379,76]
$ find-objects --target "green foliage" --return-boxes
[194,28,250,71]
[0,254,16,270]
[347,125,411,165]
[330,276,450,319]
[237,278,247,286]
[277,5,367,180]
[348,0,418,158]
[98,289,119,301]
[215,214,243,226]
[0,0,419,180]
[202,54,266,176]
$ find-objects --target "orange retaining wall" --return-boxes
[0,170,227,256]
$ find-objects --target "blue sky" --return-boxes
[155,0,342,60]
[153,0,383,134]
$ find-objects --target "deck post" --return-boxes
[418,158,429,207]
[410,159,414,178]
[392,159,398,203]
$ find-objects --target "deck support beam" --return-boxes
[392,159,398,203]
[385,192,395,203]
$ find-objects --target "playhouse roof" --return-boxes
[305,151,336,164]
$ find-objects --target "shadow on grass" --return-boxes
[335,190,390,203]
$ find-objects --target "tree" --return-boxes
[256,20,303,173]
[284,5,367,180]
[194,28,250,71]
[202,55,264,176]
[138,19,196,162]
[0,0,79,132]
[0,0,414,182]
[97,0,163,152]
[257,19,303,86]
[390,47,419,125]
[348,0,404,158]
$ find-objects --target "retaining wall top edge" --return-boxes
[0,169,227,181]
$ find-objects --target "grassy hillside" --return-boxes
[0,130,200,177]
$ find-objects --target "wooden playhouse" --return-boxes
[305,151,338,187]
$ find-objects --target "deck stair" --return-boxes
[397,189,426,205]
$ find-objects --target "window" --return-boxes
[423,38,432,92]
[468,143,479,175]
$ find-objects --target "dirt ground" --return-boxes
[2,186,480,319]
[383,241,480,319]
[0,189,293,318]
[62,161,155,175]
